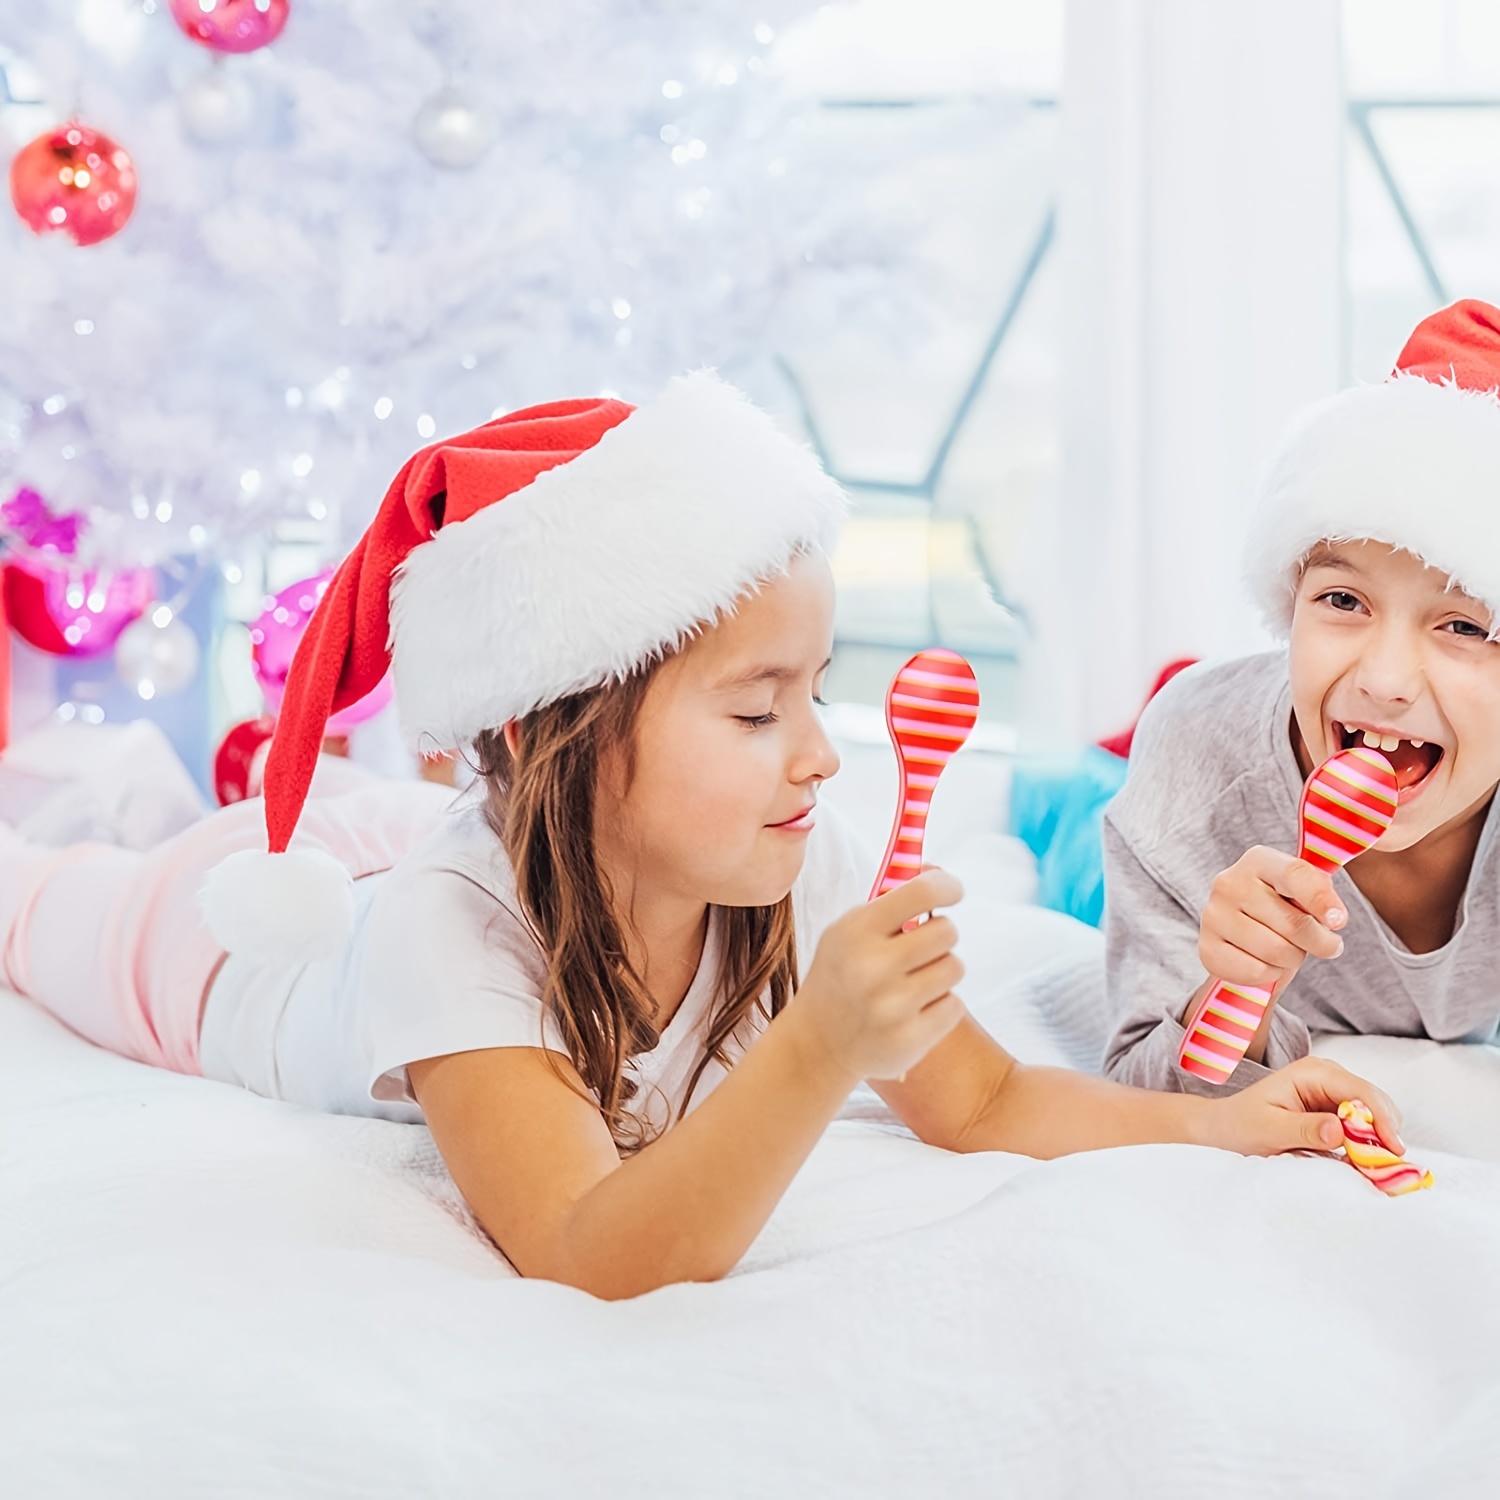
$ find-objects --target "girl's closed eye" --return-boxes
[740,686,830,724]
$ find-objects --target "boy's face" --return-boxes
[1289,540,1500,851]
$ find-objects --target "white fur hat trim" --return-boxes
[1247,372,1500,633]
[389,370,847,751]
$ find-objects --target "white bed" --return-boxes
[6,737,1500,1495]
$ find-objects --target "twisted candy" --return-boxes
[1338,1100,1433,1197]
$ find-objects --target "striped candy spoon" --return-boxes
[1178,744,1398,1085]
[869,648,981,902]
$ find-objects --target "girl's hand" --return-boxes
[794,868,967,1084]
[1195,845,1347,1007]
[1204,1056,1405,1157]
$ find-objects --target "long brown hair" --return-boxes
[473,661,798,1150]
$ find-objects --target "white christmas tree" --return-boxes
[0,0,987,572]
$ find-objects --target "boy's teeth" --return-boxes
[1345,724,1434,753]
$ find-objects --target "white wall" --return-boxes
[1024,0,1344,743]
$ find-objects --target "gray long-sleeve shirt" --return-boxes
[1101,651,1500,1094]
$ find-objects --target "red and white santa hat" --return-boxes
[201,370,846,959]
[1248,298,1500,631]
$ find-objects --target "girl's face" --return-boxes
[599,549,841,908]
[1289,540,1500,850]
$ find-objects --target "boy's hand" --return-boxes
[1196,845,1347,1004]
[1204,1056,1405,1158]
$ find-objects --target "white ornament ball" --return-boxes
[413,87,492,169]
[115,614,202,700]
[178,68,254,145]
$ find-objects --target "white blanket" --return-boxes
[7,905,1500,1497]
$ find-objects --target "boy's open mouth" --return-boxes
[1335,721,1443,794]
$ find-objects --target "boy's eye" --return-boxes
[1318,590,1363,613]
[736,712,778,728]
[1445,619,1489,639]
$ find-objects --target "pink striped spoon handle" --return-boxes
[869,648,980,901]
[1178,745,1398,1085]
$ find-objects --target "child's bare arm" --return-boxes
[872,1016,1404,1160]
[409,1021,851,1300]
[410,870,965,1300]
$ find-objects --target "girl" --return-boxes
[1,373,1397,1300]
[1105,299,1500,1093]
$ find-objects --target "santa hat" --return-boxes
[201,371,846,960]
[1247,299,1500,632]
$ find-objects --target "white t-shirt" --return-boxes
[200,790,868,1134]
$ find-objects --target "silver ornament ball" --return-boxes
[178,67,255,145]
[115,614,202,700]
[413,87,492,169]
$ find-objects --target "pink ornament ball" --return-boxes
[168,0,290,55]
[251,569,393,732]
[8,123,137,248]
[2,557,156,658]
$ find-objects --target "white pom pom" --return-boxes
[199,847,356,963]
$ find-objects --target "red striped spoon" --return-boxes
[869,648,981,901]
[1178,744,1398,1085]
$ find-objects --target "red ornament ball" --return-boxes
[213,714,278,806]
[2,558,155,657]
[9,123,138,247]
[168,0,290,54]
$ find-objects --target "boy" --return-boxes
[1105,299,1500,1092]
